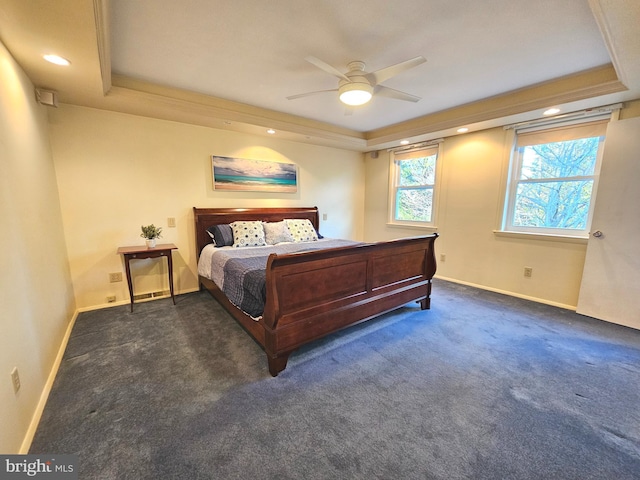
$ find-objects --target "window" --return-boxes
[389,144,440,226]
[503,120,607,236]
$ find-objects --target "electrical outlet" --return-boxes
[10,367,20,394]
[440,254,446,262]
[109,272,123,283]
[167,217,176,227]
[322,213,328,221]
[524,267,533,278]
[106,295,116,303]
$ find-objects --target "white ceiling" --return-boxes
[110,0,612,132]
[1,0,639,150]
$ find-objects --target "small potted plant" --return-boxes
[140,224,162,248]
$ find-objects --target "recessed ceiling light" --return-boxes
[267,129,276,134]
[457,127,469,133]
[400,140,409,145]
[543,108,561,116]
[43,54,70,66]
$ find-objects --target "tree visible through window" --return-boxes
[390,145,439,225]
[504,120,607,235]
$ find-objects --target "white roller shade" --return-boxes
[394,145,439,161]
[516,120,608,147]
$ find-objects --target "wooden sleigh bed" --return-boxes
[194,206,438,376]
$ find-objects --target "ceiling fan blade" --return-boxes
[366,56,426,85]
[305,56,351,81]
[286,88,338,100]
[374,85,421,103]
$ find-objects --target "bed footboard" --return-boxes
[262,234,437,375]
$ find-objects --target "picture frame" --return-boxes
[212,155,298,193]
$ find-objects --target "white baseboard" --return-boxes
[434,275,577,311]
[19,309,79,454]
[18,288,202,452]
[77,288,201,313]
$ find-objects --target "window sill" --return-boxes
[493,230,588,244]
[387,222,438,233]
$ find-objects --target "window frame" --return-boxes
[388,142,442,229]
[501,119,608,238]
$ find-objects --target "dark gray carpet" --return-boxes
[30,280,640,479]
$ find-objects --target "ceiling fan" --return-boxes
[287,55,426,107]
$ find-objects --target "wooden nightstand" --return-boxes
[117,243,178,312]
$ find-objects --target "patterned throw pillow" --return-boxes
[206,224,234,247]
[284,219,319,242]
[230,221,266,248]
[263,221,294,245]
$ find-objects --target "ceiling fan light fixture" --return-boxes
[339,82,373,106]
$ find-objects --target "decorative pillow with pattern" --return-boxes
[284,219,319,242]
[230,221,267,248]
[206,224,234,247]
[263,221,295,245]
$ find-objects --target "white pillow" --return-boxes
[230,221,266,248]
[263,221,294,245]
[284,218,319,242]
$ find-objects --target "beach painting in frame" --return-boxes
[212,155,298,193]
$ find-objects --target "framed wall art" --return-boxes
[212,155,298,193]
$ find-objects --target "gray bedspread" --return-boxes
[222,254,270,318]
[205,239,360,318]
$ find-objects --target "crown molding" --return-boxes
[82,77,367,150]
[95,64,625,152]
[93,0,111,95]
[83,0,632,153]
[88,0,367,151]
[588,0,628,87]
[365,64,626,147]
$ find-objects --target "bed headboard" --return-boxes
[193,206,320,258]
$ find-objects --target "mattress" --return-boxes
[197,238,360,318]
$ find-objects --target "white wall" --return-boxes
[0,41,75,453]
[48,105,365,309]
[364,126,589,309]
